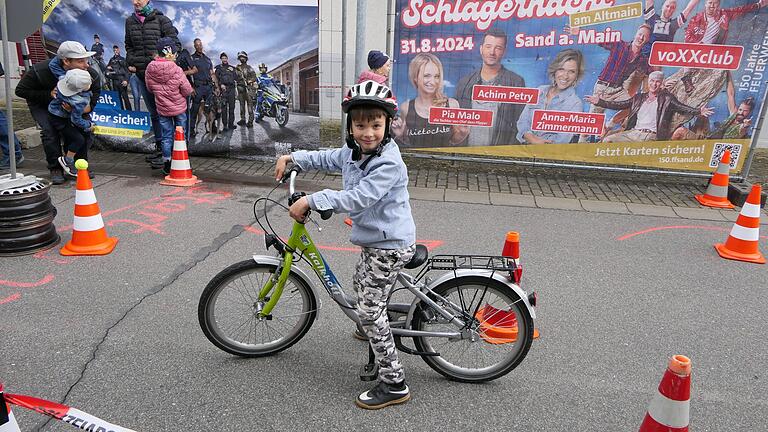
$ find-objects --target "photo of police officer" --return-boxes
[235,51,257,127]
[215,53,238,130]
[106,45,131,110]
[189,38,214,139]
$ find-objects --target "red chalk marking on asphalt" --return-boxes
[0,274,55,305]
[0,293,21,304]
[106,219,166,235]
[0,274,55,288]
[617,225,768,241]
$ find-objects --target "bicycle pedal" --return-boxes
[359,363,378,381]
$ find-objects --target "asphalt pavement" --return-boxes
[2,174,767,431]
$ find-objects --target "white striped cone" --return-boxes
[638,355,691,432]
[715,183,765,264]
[0,384,21,432]
[695,149,734,208]
[60,161,118,256]
[161,126,201,187]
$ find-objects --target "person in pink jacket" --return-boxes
[145,37,193,174]
[357,50,391,85]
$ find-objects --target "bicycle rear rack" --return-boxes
[415,254,521,283]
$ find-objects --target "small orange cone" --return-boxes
[695,149,734,208]
[1,383,22,432]
[161,126,201,187]
[60,160,118,256]
[638,355,691,432]
[715,183,765,264]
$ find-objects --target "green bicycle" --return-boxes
[198,167,537,382]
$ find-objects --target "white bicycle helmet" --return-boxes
[342,80,397,118]
[342,80,398,161]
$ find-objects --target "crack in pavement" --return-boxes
[34,223,250,431]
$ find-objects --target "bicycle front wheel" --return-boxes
[411,276,533,383]
[198,260,317,357]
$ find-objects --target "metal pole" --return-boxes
[740,82,768,180]
[20,39,32,70]
[341,0,347,145]
[386,0,393,57]
[355,0,367,79]
[1,0,17,179]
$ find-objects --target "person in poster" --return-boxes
[585,71,714,142]
[708,96,755,138]
[663,0,768,127]
[391,53,469,147]
[516,49,585,144]
[576,23,652,142]
[106,45,131,110]
[455,28,525,146]
[215,53,238,131]
[643,0,702,59]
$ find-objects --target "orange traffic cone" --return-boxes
[695,149,734,208]
[638,355,691,432]
[161,126,201,187]
[1,384,22,432]
[60,160,118,256]
[715,183,765,264]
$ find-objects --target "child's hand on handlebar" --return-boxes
[289,196,310,222]
[274,154,293,181]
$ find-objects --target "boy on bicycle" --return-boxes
[274,80,416,409]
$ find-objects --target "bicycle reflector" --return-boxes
[502,231,520,259]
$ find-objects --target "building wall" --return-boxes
[0,43,25,99]
[319,0,392,121]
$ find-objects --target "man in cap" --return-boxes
[106,45,131,110]
[215,53,238,130]
[235,51,257,127]
[189,38,214,139]
[91,34,108,84]
[15,41,101,184]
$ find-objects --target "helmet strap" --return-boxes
[345,117,391,162]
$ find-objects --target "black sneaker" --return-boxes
[162,160,171,176]
[58,156,77,178]
[237,120,246,126]
[246,121,253,128]
[50,168,66,185]
[356,381,411,410]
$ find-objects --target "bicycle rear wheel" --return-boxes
[411,276,533,383]
[198,260,317,357]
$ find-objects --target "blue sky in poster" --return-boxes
[43,0,318,69]
[392,0,768,128]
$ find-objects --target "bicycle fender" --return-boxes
[413,269,536,320]
[251,255,323,319]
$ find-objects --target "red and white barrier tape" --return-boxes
[2,387,135,432]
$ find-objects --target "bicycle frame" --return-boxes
[255,219,473,340]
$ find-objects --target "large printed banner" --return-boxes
[392,0,768,172]
[42,0,319,157]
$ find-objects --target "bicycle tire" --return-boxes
[411,276,533,383]
[198,260,317,357]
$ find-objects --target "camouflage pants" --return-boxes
[353,244,416,384]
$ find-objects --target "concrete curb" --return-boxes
[11,158,768,224]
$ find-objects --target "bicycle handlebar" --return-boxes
[284,166,333,221]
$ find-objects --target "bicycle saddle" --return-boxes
[404,244,428,269]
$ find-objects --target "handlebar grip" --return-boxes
[281,165,302,183]
[319,209,333,220]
